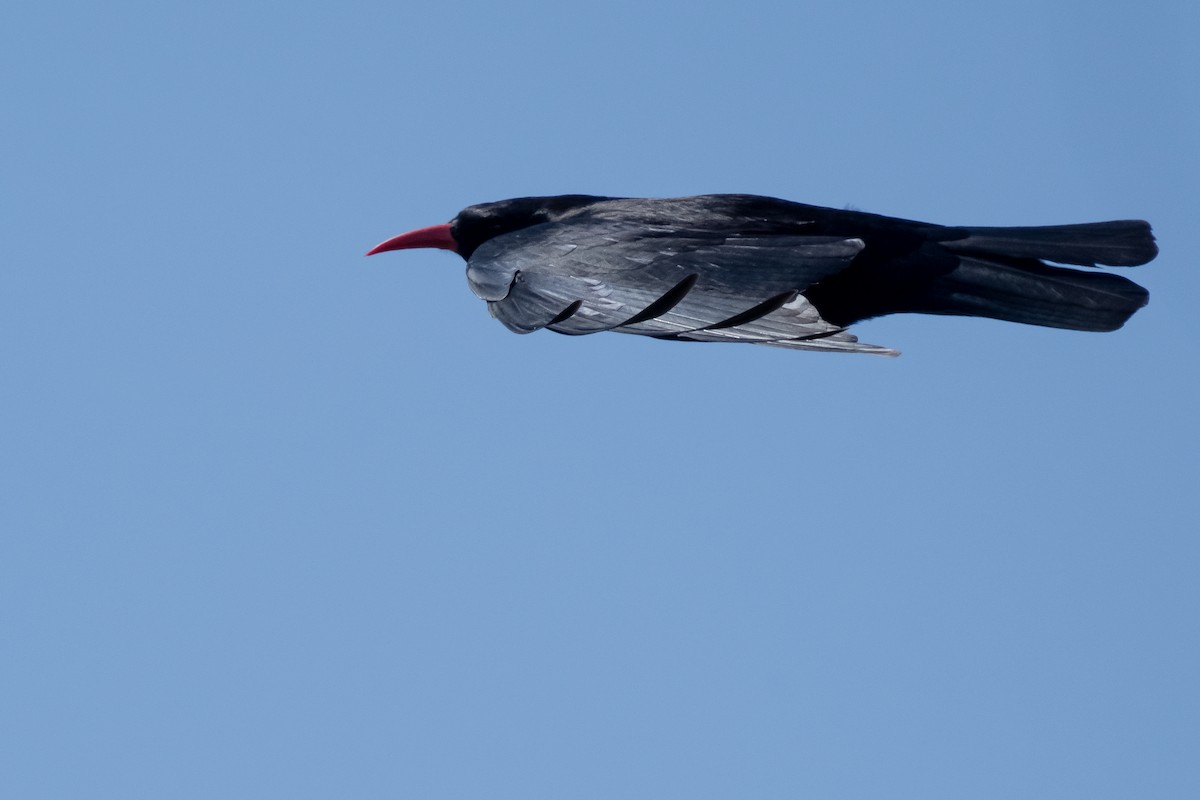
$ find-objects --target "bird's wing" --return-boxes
[467,220,893,352]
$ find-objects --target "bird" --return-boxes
[366,194,1156,356]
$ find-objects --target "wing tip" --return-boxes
[760,338,901,356]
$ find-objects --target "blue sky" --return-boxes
[3,1,1198,798]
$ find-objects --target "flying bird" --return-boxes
[367,194,1156,356]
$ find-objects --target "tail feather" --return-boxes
[914,255,1149,332]
[807,218,1156,332]
[906,219,1155,331]
[943,220,1157,267]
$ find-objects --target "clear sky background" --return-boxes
[3,2,1198,798]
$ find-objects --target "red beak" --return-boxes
[366,223,458,256]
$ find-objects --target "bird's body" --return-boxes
[368,194,1157,355]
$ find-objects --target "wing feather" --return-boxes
[468,220,885,350]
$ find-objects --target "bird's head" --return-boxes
[366,195,615,260]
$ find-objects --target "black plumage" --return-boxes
[367,194,1156,356]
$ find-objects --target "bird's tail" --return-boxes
[915,220,1157,331]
